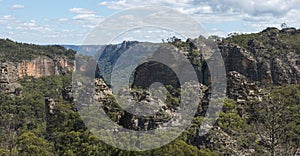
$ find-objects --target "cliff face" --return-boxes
[219,43,300,85]
[0,56,74,94]
[1,56,73,81]
[17,56,74,78]
[218,27,300,85]
[0,39,76,94]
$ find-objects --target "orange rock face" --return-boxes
[17,56,74,78]
[57,57,74,72]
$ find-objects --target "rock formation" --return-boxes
[17,56,74,78]
[0,62,21,94]
[0,56,74,94]
[218,27,300,85]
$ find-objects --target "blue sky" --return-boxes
[0,0,299,45]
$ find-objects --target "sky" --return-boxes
[0,0,299,45]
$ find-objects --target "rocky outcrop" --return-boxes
[219,43,300,85]
[227,71,263,103]
[219,44,259,82]
[0,62,21,94]
[65,76,206,131]
[213,27,300,85]
[95,78,113,99]
[0,62,19,83]
[45,98,57,115]
[226,71,265,118]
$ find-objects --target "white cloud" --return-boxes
[71,13,103,28]
[1,15,15,20]
[58,18,68,22]
[98,0,300,37]
[11,4,25,9]
[72,14,97,20]
[68,7,103,29]
[0,15,17,26]
[0,15,87,44]
[99,0,194,10]
[99,0,299,17]
[69,8,95,14]
[206,0,298,17]
[23,20,37,27]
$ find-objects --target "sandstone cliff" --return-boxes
[0,56,73,80]
[0,56,73,94]
[17,56,74,78]
[0,39,75,94]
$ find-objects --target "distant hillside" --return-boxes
[62,45,102,55]
[0,39,76,62]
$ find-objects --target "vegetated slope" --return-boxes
[0,39,76,62]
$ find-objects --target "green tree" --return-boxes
[17,132,54,156]
[251,85,300,155]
